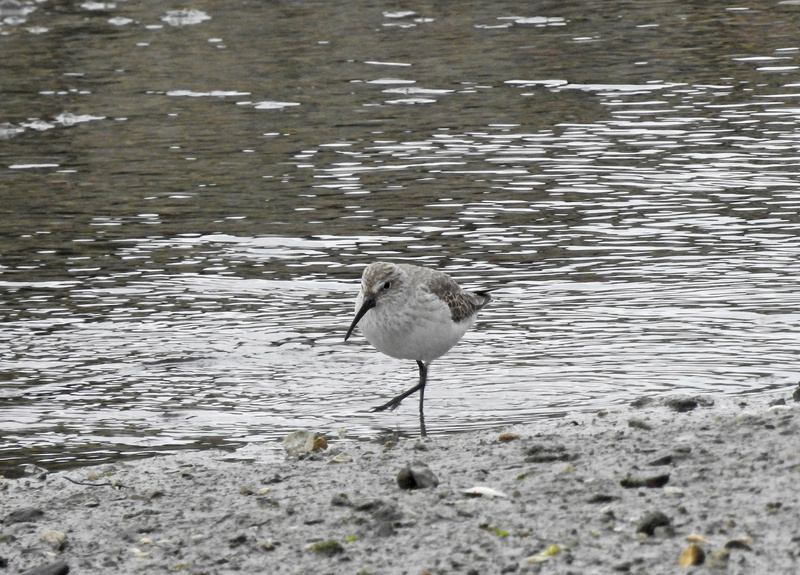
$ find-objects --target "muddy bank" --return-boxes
[2,391,798,575]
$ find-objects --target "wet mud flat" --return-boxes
[2,391,798,575]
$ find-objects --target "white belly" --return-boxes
[356,289,474,364]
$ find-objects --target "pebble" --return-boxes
[462,486,508,499]
[282,431,327,455]
[636,511,671,536]
[259,539,278,551]
[647,453,673,466]
[40,531,67,550]
[628,418,652,430]
[724,537,752,551]
[679,543,705,567]
[664,395,714,413]
[524,444,575,463]
[130,548,150,558]
[620,473,670,488]
[497,432,520,442]
[396,461,439,490]
[328,452,352,464]
[19,560,69,575]
[705,549,730,568]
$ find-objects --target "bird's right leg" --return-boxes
[371,361,428,413]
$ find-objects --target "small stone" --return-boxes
[396,461,439,490]
[40,531,67,550]
[679,543,705,567]
[169,563,189,571]
[664,395,713,412]
[260,538,278,551]
[282,430,327,455]
[648,454,673,466]
[497,432,520,442]
[86,471,100,480]
[524,444,575,463]
[686,534,707,543]
[724,538,752,551]
[636,511,671,536]
[84,498,99,508]
[239,487,254,495]
[19,560,69,575]
[620,473,670,488]
[463,486,508,499]
[130,548,150,558]
[331,493,351,507]
[258,487,271,495]
[328,453,352,464]
[628,418,652,430]
[705,549,729,569]
[587,493,618,504]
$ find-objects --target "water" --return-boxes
[2,0,800,476]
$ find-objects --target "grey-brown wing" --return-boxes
[427,273,491,322]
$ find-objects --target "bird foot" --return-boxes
[370,399,402,412]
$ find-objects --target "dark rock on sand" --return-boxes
[587,493,619,504]
[647,453,673,466]
[627,418,652,430]
[620,473,670,488]
[20,560,69,575]
[524,444,576,463]
[330,493,351,507]
[636,511,671,536]
[396,461,439,489]
[664,395,714,412]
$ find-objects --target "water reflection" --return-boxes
[3,0,800,475]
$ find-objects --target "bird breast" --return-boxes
[357,287,474,363]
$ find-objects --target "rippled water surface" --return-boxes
[3,0,800,475]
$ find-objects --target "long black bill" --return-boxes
[344,294,376,341]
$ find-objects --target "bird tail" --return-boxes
[471,289,493,311]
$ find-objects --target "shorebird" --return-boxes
[344,262,491,433]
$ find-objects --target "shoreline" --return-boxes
[2,389,798,574]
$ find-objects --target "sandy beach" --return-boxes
[2,389,798,575]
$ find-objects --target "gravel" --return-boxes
[2,390,798,574]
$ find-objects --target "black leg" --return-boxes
[371,360,428,413]
[417,361,428,437]
[417,361,427,416]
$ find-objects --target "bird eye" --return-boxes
[382,281,392,291]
